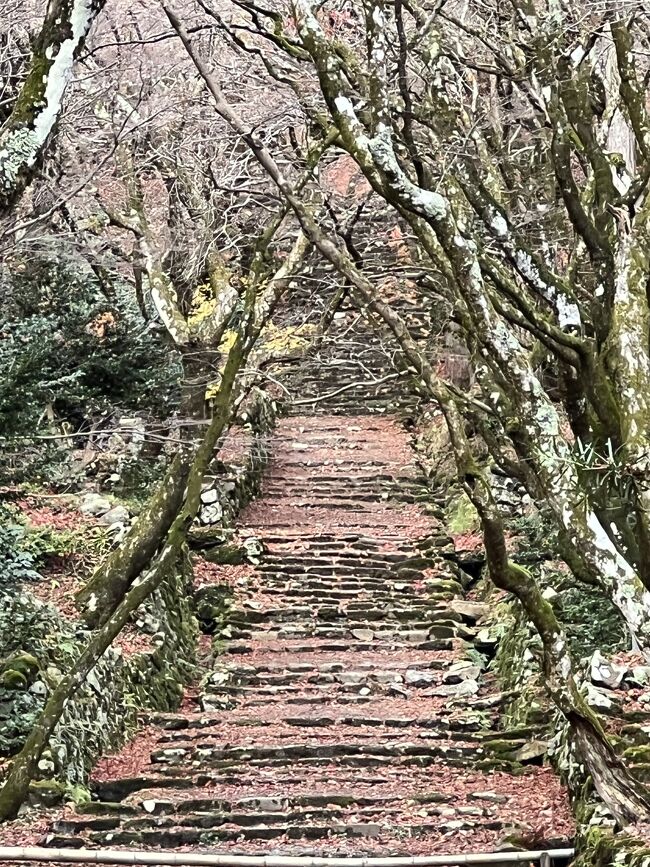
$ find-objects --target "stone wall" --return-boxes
[417,409,650,863]
[0,387,277,803]
[0,562,197,803]
[196,387,276,531]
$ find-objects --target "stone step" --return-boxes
[71,816,508,847]
[261,479,428,491]
[256,497,418,510]
[166,791,445,813]
[225,638,455,655]
[149,741,481,766]
[254,575,443,590]
[229,608,458,626]
[145,713,485,734]
[212,657,449,676]
[258,553,437,569]
[257,588,428,602]
[263,474,429,487]
[154,730,485,758]
[256,564,428,579]
[58,802,498,837]
[154,723,479,747]
[256,533,419,548]
[260,492,430,506]
[253,580,458,597]
[230,624,464,642]
[203,672,451,691]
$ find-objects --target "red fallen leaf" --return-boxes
[16,496,90,531]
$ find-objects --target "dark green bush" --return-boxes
[0,504,41,588]
[0,247,181,438]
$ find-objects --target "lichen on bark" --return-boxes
[0,0,106,211]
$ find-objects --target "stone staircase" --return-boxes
[41,317,573,857]
[277,303,428,416]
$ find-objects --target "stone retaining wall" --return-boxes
[0,388,277,803]
[489,546,650,864]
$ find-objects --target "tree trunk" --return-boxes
[75,453,191,627]
[0,0,106,212]
[461,444,650,825]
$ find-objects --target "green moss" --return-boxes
[66,783,92,805]
[445,493,480,534]
[0,651,40,688]
[553,583,624,657]
[623,745,650,762]
[77,800,138,815]
[0,669,28,688]
[479,738,518,753]
[620,723,650,745]
[202,544,246,566]
[573,825,650,866]
[28,778,67,806]
[625,762,650,782]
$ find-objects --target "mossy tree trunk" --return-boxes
[0,224,312,820]
[75,453,191,627]
[0,334,246,822]
[0,0,106,212]
[454,430,650,826]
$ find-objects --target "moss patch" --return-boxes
[445,493,480,534]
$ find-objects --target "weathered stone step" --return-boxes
[246,520,425,531]
[145,714,485,746]
[212,657,449,676]
[149,741,481,766]
[257,533,419,549]
[264,474,428,487]
[91,777,196,802]
[204,668,451,690]
[256,563,428,579]
[146,712,481,733]
[230,607,457,627]
[258,587,427,602]
[232,623,465,641]
[59,802,498,837]
[255,576,449,592]
[154,722,480,748]
[258,497,410,510]
[200,680,443,699]
[93,766,442,803]
[259,553,437,569]
[73,816,508,847]
[261,491,430,506]
[226,638,455,655]
[262,477,428,490]
[256,580,459,597]
[155,727,485,756]
[258,566,437,581]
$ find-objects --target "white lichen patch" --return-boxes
[0,0,101,194]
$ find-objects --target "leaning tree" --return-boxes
[163,0,650,821]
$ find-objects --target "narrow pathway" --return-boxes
[45,364,574,855]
